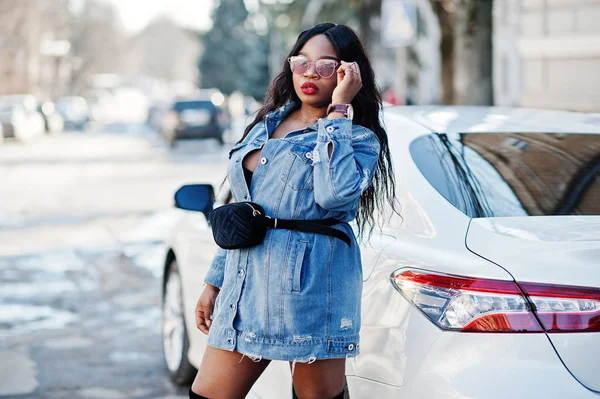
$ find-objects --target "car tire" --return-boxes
[162,259,197,385]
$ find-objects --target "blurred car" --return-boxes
[147,100,170,131]
[161,91,229,147]
[84,89,119,125]
[0,94,45,141]
[161,106,600,398]
[38,102,64,134]
[111,88,149,123]
[55,96,91,130]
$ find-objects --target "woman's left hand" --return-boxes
[195,283,220,335]
[331,61,362,105]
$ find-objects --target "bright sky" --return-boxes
[100,0,215,33]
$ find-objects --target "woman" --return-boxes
[190,22,397,399]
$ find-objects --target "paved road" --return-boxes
[0,126,229,398]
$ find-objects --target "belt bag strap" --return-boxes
[265,218,351,246]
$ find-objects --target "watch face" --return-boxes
[347,104,354,120]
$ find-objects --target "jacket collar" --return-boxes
[264,102,319,136]
[266,102,298,123]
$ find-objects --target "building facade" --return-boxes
[494,0,600,112]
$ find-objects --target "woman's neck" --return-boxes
[295,104,327,125]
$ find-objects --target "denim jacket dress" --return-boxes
[204,102,380,362]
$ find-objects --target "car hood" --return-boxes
[466,216,600,392]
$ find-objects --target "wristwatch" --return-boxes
[327,103,354,120]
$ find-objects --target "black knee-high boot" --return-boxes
[292,387,345,399]
[332,390,345,399]
[189,387,210,399]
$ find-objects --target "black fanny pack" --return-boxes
[208,202,351,250]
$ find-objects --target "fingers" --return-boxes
[336,61,362,88]
[196,309,210,335]
[205,301,214,328]
[338,61,360,77]
[343,61,359,75]
[333,61,362,104]
[195,294,215,335]
[195,297,209,334]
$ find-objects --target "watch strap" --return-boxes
[327,104,350,117]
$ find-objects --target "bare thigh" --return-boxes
[191,346,271,399]
[290,359,345,399]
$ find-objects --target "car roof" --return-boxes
[385,106,600,134]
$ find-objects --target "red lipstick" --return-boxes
[301,82,318,95]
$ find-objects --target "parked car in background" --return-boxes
[161,90,229,147]
[147,100,170,132]
[55,96,91,130]
[161,106,600,398]
[0,94,45,141]
[111,88,149,124]
[84,89,119,125]
[38,102,64,134]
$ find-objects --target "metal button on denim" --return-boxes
[230,304,236,311]
[238,269,245,277]
[348,344,355,351]
[260,157,267,164]
[326,126,335,133]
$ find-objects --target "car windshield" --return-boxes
[173,101,215,113]
[410,133,600,218]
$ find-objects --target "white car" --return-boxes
[162,106,600,398]
[0,94,46,141]
[55,96,91,130]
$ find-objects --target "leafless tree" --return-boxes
[0,0,75,95]
[430,0,493,105]
[68,0,128,93]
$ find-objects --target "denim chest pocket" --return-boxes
[280,143,314,191]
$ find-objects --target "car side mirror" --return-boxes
[174,184,214,218]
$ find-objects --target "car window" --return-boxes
[410,133,600,217]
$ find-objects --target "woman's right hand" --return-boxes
[195,283,220,335]
[331,60,362,106]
